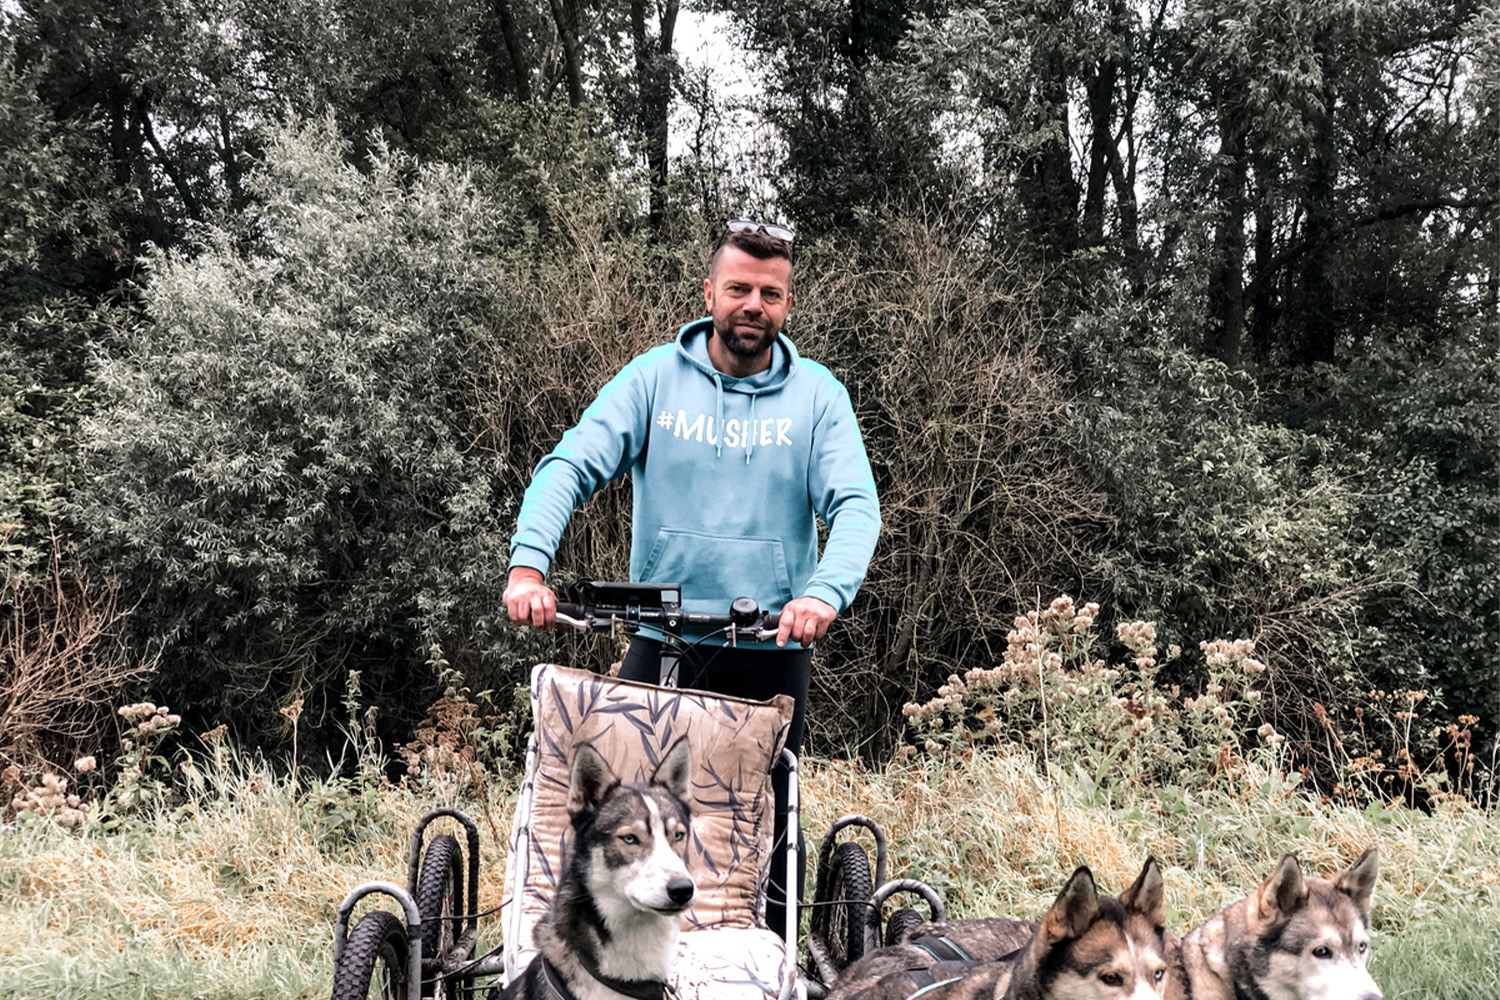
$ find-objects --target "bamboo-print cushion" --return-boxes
[504,663,795,949]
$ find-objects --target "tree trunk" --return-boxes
[1081,56,1116,248]
[1206,81,1249,366]
[549,0,584,106]
[492,0,533,102]
[1018,41,1080,256]
[1291,81,1338,365]
[632,0,678,233]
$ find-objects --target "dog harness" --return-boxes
[905,935,973,964]
[537,955,673,1000]
[837,935,979,1000]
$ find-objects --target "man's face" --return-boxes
[703,246,793,372]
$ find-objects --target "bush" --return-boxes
[0,546,148,775]
[787,219,1108,757]
[901,593,1495,810]
[72,121,531,751]
[1048,294,1385,754]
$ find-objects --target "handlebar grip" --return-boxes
[554,602,586,620]
[764,612,780,629]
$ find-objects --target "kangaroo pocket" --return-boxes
[638,529,794,613]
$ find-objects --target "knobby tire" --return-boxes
[332,910,410,1000]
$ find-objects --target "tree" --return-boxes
[72,123,523,748]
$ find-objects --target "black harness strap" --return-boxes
[908,935,973,964]
[540,956,668,1000]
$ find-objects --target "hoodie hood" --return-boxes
[675,317,798,461]
[675,317,797,395]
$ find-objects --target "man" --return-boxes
[504,220,880,931]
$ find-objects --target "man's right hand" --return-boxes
[504,567,557,628]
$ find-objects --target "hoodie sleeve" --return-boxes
[802,381,881,613]
[508,358,653,575]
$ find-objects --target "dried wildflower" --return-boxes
[74,756,97,774]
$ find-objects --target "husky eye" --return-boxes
[621,833,639,845]
[1154,969,1165,982]
[674,829,686,842]
[1100,972,1124,987]
[1357,941,1368,954]
[1312,946,1333,959]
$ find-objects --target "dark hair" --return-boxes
[711,227,793,270]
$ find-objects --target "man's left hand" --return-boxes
[775,596,836,648]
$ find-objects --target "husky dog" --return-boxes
[829,858,1169,1000]
[1164,847,1382,1000]
[498,738,696,1000]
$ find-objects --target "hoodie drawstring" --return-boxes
[712,373,724,459]
[746,394,757,464]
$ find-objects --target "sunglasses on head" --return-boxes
[725,219,796,243]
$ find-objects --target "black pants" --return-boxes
[618,637,811,937]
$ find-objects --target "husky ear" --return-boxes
[1041,866,1100,944]
[1120,856,1166,929]
[1333,846,1379,922]
[568,743,619,816]
[1254,854,1307,926]
[650,736,693,800]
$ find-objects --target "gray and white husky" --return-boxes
[829,858,1170,1000]
[1164,847,1382,1000]
[498,738,696,1000]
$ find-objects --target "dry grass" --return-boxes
[799,751,1500,934]
[0,740,1495,998]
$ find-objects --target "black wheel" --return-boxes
[416,833,469,1000]
[884,907,925,946]
[332,910,410,1000]
[823,841,873,969]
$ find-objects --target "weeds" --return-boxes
[901,595,1496,810]
[0,542,152,775]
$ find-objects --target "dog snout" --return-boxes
[667,876,695,907]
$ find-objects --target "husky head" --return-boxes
[1233,847,1381,1000]
[1016,857,1169,1000]
[567,737,696,919]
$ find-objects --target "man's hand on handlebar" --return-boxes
[504,567,558,628]
[776,595,836,648]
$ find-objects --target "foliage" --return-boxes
[0,707,1495,998]
[901,593,1494,809]
[1047,293,1398,748]
[1280,330,1500,745]
[70,121,528,751]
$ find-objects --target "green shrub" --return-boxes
[71,121,532,751]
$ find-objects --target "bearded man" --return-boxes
[504,220,880,934]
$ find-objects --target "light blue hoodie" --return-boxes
[509,318,880,641]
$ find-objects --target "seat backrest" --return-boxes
[501,663,794,970]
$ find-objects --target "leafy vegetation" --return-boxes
[1,654,1495,997]
[0,0,1494,990]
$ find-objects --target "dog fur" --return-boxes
[1163,847,1382,1000]
[828,858,1169,1000]
[498,738,696,1000]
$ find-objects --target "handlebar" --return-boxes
[553,600,781,644]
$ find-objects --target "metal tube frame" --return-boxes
[333,881,424,1000]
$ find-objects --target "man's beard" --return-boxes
[714,313,778,359]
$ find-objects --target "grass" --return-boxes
[1,738,1496,998]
